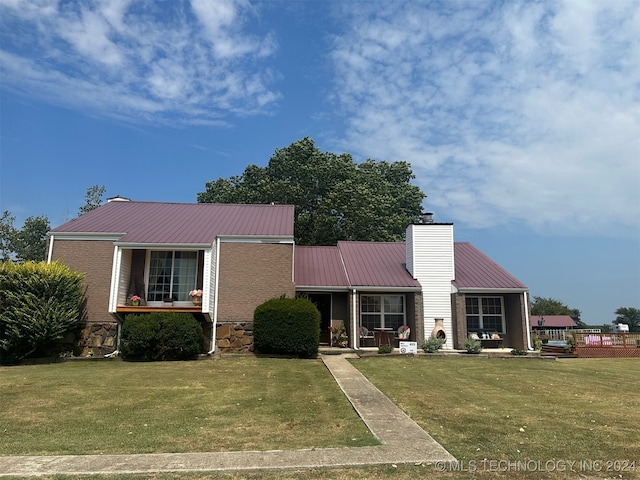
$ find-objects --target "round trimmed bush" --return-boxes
[253,296,320,358]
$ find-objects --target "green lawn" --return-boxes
[0,358,377,455]
[1,356,639,480]
[352,356,640,478]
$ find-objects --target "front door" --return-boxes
[307,293,332,345]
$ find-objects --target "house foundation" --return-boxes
[76,321,118,357]
[215,322,254,353]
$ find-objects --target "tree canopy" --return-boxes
[78,185,106,216]
[0,212,50,262]
[530,296,583,326]
[614,307,640,332]
[197,137,425,245]
[2,185,105,263]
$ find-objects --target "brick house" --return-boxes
[48,199,531,354]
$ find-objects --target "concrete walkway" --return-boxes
[0,354,455,476]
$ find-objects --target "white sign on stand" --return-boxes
[399,341,417,354]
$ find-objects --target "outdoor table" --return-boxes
[374,328,394,346]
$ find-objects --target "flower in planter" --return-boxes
[130,295,141,306]
[189,289,203,297]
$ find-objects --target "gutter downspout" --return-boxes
[208,238,221,355]
[524,290,532,350]
[352,289,358,350]
[46,234,54,263]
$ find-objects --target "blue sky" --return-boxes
[1,0,638,325]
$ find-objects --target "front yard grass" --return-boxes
[352,356,640,477]
[1,356,639,480]
[0,357,377,455]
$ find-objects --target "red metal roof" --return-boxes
[453,242,527,290]
[294,246,349,287]
[338,241,421,288]
[51,201,295,244]
[530,315,577,328]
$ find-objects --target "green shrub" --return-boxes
[378,344,393,354]
[120,315,160,361]
[120,312,202,361]
[464,337,482,354]
[511,348,528,356]
[253,296,320,358]
[421,336,445,353]
[0,261,84,364]
[156,314,203,360]
[532,335,542,351]
[331,323,349,348]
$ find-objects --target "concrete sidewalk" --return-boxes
[0,354,455,476]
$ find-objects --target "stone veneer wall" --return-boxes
[216,322,254,353]
[76,322,118,357]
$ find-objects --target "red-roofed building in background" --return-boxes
[530,315,578,330]
[48,200,531,354]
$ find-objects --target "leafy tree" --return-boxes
[0,211,17,261]
[614,307,640,332]
[11,216,50,262]
[530,296,584,327]
[78,185,106,216]
[197,137,425,245]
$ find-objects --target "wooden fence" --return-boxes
[531,328,601,341]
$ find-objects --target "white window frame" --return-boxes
[465,296,506,333]
[360,294,406,331]
[145,250,199,305]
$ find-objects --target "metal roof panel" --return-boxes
[453,242,527,290]
[51,201,295,244]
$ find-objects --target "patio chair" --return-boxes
[397,325,410,340]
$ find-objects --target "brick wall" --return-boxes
[451,293,467,349]
[51,239,115,323]
[217,243,294,322]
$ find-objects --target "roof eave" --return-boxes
[454,286,528,293]
[217,235,294,244]
[115,242,214,249]
[295,286,351,292]
[351,286,423,292]
[49,232,125,241]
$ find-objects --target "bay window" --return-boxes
[147,251,198,302]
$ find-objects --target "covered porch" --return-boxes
[451,290,530,350]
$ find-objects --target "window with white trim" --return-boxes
[147,251,198,302]
[465,296,505,333]
[360,295,405,331]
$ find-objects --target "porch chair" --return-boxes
[360,326,373,339]
[397,325,410,340]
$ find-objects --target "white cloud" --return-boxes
[0,0,280,124]
[328,0,640,236]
